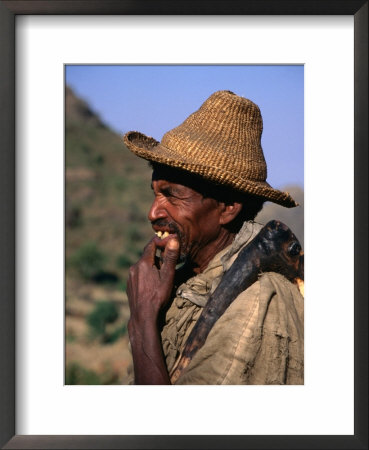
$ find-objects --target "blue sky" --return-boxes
[65,65,304,188]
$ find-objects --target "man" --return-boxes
[123,90,304,385]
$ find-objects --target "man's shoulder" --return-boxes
[222,271,303,318]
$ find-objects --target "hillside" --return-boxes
[65,86,304,384]
[65,86,153,384]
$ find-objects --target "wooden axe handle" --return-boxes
[170,220,304,383]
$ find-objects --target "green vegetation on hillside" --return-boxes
[65,86,153,282]
[65,86,153,384]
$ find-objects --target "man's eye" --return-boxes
[162,188,174,197]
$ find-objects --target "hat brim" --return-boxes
[123,131,298,208]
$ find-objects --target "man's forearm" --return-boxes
[126,238,180,384]
[128,319,171,385]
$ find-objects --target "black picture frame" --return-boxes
[0,1,367,449]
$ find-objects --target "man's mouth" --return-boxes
[152,221,185,261]
[155,231,171,240]
[153,227,187,266]
[152,221,180,241]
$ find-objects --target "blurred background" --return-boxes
[65,65,304,384]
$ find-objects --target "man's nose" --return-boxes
[148,197,167,223]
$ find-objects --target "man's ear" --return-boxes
[218,202,243,225]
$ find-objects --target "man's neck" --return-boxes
[192,229,236,274]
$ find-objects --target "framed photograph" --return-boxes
[64,64,305,388]
[0,1,367,449]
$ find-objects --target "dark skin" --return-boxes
[127,173,242,384]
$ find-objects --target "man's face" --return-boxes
[148,176,224,265]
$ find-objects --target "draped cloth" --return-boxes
[161,221,304,385]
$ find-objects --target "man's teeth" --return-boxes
[155,231,170,239]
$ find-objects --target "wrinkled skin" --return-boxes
[127,173,242,384]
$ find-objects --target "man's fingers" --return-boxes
[161,238,180,276]
[141,238,157,264]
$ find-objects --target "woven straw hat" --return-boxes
[123,90,297,207]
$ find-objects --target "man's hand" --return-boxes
[127,236,180,323]
[126,236,180,384]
